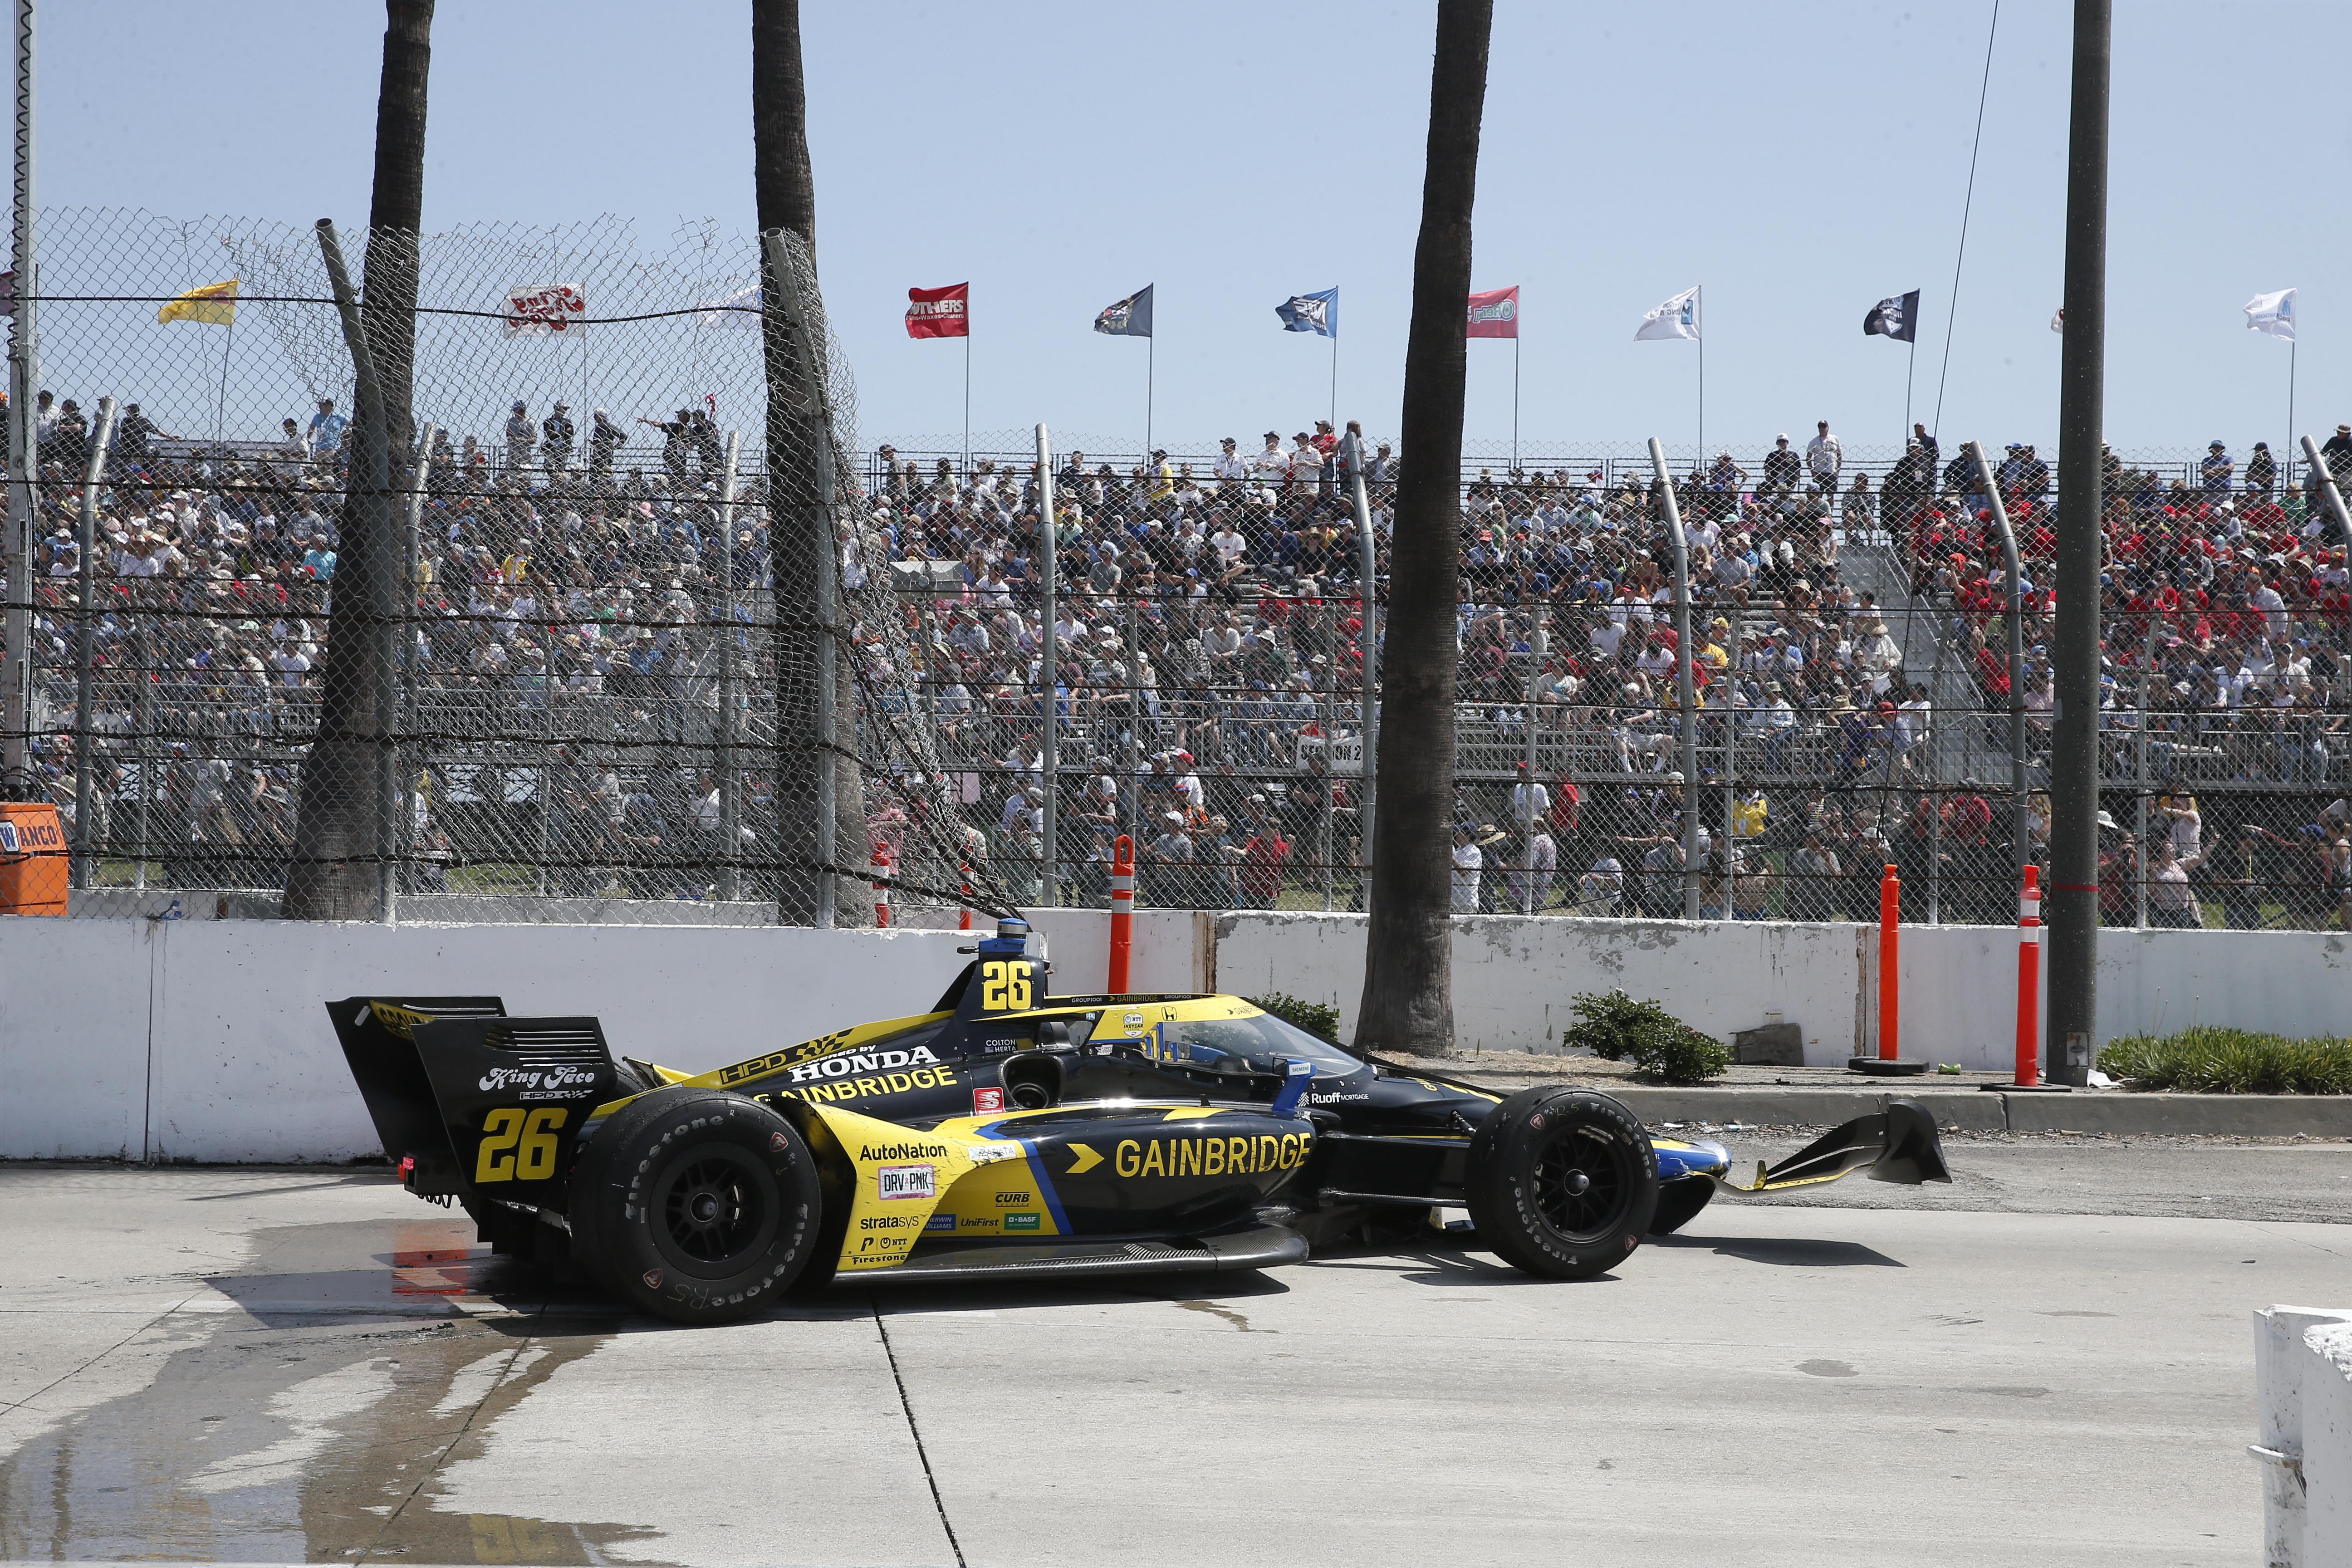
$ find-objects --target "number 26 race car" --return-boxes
[331,919,1950,1324]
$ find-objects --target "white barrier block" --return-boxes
[2254,1306,2352,1568]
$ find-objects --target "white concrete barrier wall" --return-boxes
[0,912,2343,1159]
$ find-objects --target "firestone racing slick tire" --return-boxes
[1465,1088,1659,1281]
[567,1087,822,1324]
[1647,1175,1716,1237]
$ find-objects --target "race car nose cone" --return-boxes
[1563,1170,1591,1196]
[691,1192,720,1223]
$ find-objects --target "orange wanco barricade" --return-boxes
[0,803,69,916]
[1107,833,1135,994]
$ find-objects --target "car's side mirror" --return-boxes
[1037,1020,1076,1054]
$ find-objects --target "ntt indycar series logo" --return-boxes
[789,1046,941,1084]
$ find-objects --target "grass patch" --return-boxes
[1561,990,1731,1085]
[2098,1026,2352,1095]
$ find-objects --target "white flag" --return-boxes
[2245,287,2297,342]
[697,282,762,331]
[1636,286,1701,342]
[2050,307,2064,333]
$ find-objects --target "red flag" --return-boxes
[906,284,970,339]
[1466,285,1519,339]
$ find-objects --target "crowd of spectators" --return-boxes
[10,391,2348,930]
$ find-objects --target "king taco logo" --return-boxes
[475,1063,598,1094]
[877,1163,936,1201]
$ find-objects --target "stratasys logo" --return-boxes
[789,1045,940,1084]
[860,1140,951,1161]
[477,1063,598,1093]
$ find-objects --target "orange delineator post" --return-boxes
[1107,833,1136,995]
[871,844,892,929]
[957,863,974,932]
[1878,864,1901,1061]
[2015,864,2042,1087]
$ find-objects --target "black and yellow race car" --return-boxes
[331,919,1949,1324]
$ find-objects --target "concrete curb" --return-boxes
[1594,1085,2352,1137]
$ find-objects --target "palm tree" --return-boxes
[1354,0,1492,1054]
[284,0,432,920]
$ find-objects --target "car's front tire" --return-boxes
[1465,1088,1658,1280]
[568,1088,822,1323]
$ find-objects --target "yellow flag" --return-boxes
[158,278,238,325]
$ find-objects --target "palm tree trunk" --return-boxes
[283,0,431,921]
[1354,0,1491,1054]
[753,0,864,924]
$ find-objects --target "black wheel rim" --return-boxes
[1530,1125,1635,1242]
[652,1144,774,1273]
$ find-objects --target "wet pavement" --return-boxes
[4,1157,2350,1566]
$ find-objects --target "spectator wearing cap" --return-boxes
[542,403,576,475]
[1762,434,1802,495]
[2202,441,2234,498]
[1450,822,1485,913]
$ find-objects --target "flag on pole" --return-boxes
[696,283,761,330]
[1466,285,1519,338]
[2245,288,2297,342]
[157,278,239,325]
[906,283,970,339]
[1094,284,1154,338]
[1636,286,1700,341]
[1862,289,1921,343]
[2050,307,2064,333]
[1274,287,1338,337]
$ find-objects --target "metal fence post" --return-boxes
[1348,451,1379,892]
[1647,437,1700,921]
[1522,622,1543,915]
[70,395,115,888]
[1036,421,1057,909]
[1,0,35,796]
[1966,441,2031,902]
[2135,612,2153,930]
[716,429,741,902]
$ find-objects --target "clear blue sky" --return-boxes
[33,1,2352,465]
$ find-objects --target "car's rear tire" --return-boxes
[1465,1088,1658,1280]
[567,1088,821,1323]
[1647,1174,1716,1236]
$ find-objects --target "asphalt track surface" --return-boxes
[3,1145,2349,1568]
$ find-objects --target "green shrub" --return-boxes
[1249,992,1341,1044]
[1561,990,1731,1085]
[2099,1027,2352,1095]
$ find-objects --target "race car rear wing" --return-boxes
[329,996,621,1204]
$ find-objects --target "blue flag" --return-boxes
[1275,287,1338,338]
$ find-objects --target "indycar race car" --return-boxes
[331,919,1950,1324]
